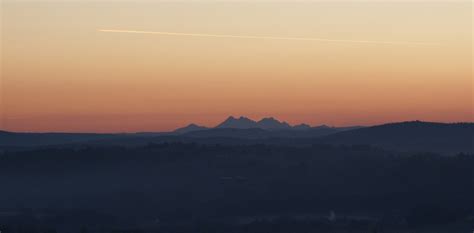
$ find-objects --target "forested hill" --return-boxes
[317,121,473,154]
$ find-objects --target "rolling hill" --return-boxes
[317,121,474,154]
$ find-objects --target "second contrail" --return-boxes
[98,29,439,46]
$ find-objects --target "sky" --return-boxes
[1,0,472,132]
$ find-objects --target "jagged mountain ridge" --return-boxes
[215,116,292,130]
[176,116,339,132]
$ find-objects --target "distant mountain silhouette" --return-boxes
[212,116,353,131]
[293,123,312,130]
[215,116,294,130]
[257,117,292,130]
[216,116,258,129]
[318,121,474,154]
[174,123,208,134]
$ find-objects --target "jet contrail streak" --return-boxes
[98,29,439,46]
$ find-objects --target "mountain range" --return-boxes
[174,116,351,133]
[216,116,292,130]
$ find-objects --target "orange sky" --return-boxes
[1,0,472,132]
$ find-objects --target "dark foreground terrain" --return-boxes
[0,142,473,233]
[1,121,473,232]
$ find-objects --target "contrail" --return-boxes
[98,29,439,46]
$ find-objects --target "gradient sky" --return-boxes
[1,0,472,132]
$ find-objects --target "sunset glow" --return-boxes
[1,0,472,132]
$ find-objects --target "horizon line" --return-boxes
[2,120,471,134]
